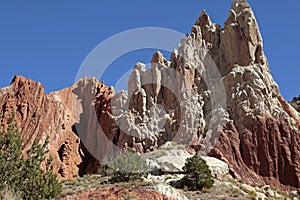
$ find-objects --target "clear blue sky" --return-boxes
[0,0,299,100]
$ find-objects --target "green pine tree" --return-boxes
[181,154,214,191]
[0,113,62,199]
[0,114,24,192]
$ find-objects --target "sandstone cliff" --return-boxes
[108,0,300,190]
[0,0,299,191]
[0,76,114,179]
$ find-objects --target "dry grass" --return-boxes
[59,174,152,198]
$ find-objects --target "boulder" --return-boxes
[201,156,229,178]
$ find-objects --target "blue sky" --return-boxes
[0,0,299,100]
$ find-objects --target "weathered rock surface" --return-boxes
[201,156,229,178]
[145,143,194,174]
[145,143,229,179]
[0,0,299,192]
[0,76,115,179]
[194,0,266,76]
[290,95,300,113]
[202,1,300,189]
[108,0,300,190]
[289,190,300,199]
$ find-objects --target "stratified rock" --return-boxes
[200,1,300,190]
[109,0,300,190]
[0,76,115,179]
[0,76,80,179]
[0,0,299,192]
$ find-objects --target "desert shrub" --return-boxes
[98,163,115,177]
[181,154,214,191]
[99,149,149,183]
[0,114,62,199]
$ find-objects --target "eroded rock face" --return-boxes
[0,0,299,191]
[193,0,266,76]
[0,76,115,179]
[108,0,300,190]
[0,76,81,179]
[199,1,300,189]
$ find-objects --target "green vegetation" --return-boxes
[181,154,214,191]
[0,114,62,199]
[0,185,21,200]
[98,149,149,183]
[61,174,152,197]
[61,174,106,196]
[61,150,150,197]
[152,149,167,158]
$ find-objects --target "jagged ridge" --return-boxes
[0,0,299,191]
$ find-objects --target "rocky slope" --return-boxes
[0,0,299,193]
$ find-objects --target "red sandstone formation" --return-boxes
[0,76,114,179]
[0,0,299,191]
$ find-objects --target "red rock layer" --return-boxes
[0,76,114,179]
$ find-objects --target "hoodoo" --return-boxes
[0,0,299,191]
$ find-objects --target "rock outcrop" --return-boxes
[290,95,300,112]
[108,0,300,190]
[0,0,299,192]
[0,76,115,179]
[201,1,300,189]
